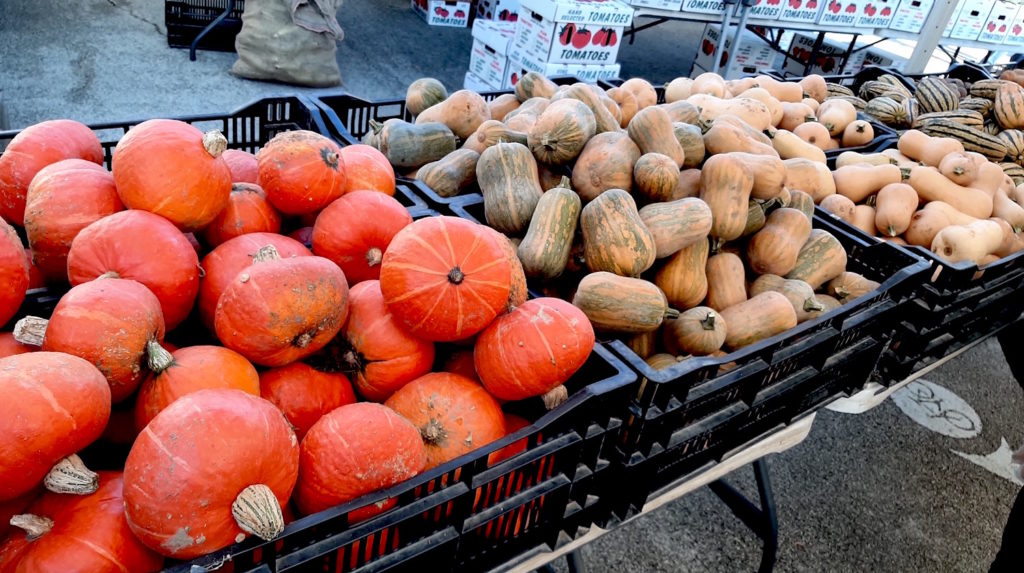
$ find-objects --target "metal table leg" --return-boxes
[189,0,236,62]
[706,459,778,573]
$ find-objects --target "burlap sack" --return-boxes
[232,0,344,87]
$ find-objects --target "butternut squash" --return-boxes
[713,115,773,146]
[673,123,706,169]
[817,98,857,136]
[971,160,1006,197]
[749,275,824,323]
[827,272,881,302]
[803,97,820,114]
[737,87,784,126]
[779,102,816,132]
[719,291,798,349]
[416,89,490,140]
[881,148,921,168]
[581,188,656,277]
[517,177,580,279]
[833,164,904,203]
[793,121,833,151]
[931,219,1006,263]
[800,74,828,103]
[786,229,848,289]
[841,120,874,147]
[784,158,836,202]
[743,200,767,237]
[537,162,569,192]
[477,141,544,235]
[727,77,759,97]
[704,253,747,311]
[647,353,686,369]
[552,83,621,134]
[819,194,856,223]
[633,153,682,203]
[416,148,479,198]
[836,151,896,168]
[515,72,558,102]
[906,166,994,219]
[786,189,816,221]
[623,330,659,360]
[806,294,843,320]
[572,131,642,201]
[655,238,710,310]
[528,99,597,165]
[704,121,778,157]
[621,78,658,109]
[608,87,639,128]
[730,152,786,201]
[628,106,686,167]
[377,120,458,169]
[573,272,678,333]
[662,100,700,124]
[691,72,727,98]
[756,75,803,103]
[406,78,448,117]
[639,197,714,258]
[700,154,755,243]
[874,182,919,236]
[664,77,694,103]
[898,130,965,166]
[904,201,978,248]
[937,151,978,186]
[851,204,877,236]
[503,97,549,132]
[461,120,528,154]
[994,188,1024,231]
[663,307,727,356]
[747,208,812,276]
[674,168,702,199]
[487,94,520,123]
[694,97,773,131]
[767,128,827,163]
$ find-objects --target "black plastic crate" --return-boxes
[166,0,245,52]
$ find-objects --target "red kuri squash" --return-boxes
[257,130,347,215]
[289,226,314,248]
[134,344,260,431]
[380,217,512,342]
[385,372,506,470]
[474,297,594,402]
[488,413,531,465]
[23,159,124,281]
[441,348,478,381]
[221,149,258,183]
[0,119,103,226]
[0,332,33,358]
[214,246,349,367]
[0,472,164,573]
[0,352,110,502]
[339,144,396,195]
[67,210,200,330]
[312,190,413,284]
[0,219,28,328]
[258,362,357,440]
[0,489,38,538]
[294,402,426,516]
[24,249,45,289]
[14,278,165,402]
[112,119,232,231]
[198,233,311,330]
[200,183,282,247]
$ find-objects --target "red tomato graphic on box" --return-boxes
[559,23,576,45]
[455,9,465,18]
[572,28,591,49]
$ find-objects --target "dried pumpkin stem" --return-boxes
[664,308,680,320]
[541,385,569,410]
[232,484,285,541]
[421,419,448,445]
[98,270,121,279]
[253,245,281,264]
[804,298,825,312]
[557,176,571,189]
[203,130,228,158]
[146,339,175,374]
[13,316,48,347]
[447,267,465,285]
[10,514,54,540]
[365,247,383,268]
[44,454,98,495]
[701,312,717,330]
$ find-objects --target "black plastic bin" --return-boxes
[166,0,246,52]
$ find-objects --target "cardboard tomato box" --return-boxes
[855,0,898,27]
[476,0,520,22]
[626,0,685,10]
[507,55,621,86]
[749,0,784,21]
[464,71,495,92]
[1005,4,1024,45]
[778,0,825,24]
[818,0,870,27]
[950,0,996,40]
[679,0,729,16]
[889,0,935,33]
[468,20,517,90]
[943,1,962,36]
[693,24,774,79]
[510,0,633,66]
[782,32,865,76]
[412,0,471,27]
[977,0,1020,44]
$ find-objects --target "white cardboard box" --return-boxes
[862,45,903,69]
[510,0,633,66]
[950,0,996,40]
[1005,5,1024,45]
[468,20,518,90]
[855,0,898,28]
[889,0,935,33]
[779,0,824,24]
[818,0,869,28]
[508,55,621,86]
[693,24,774,79]
[627,0,685,10]
[412,0,471,27]
[679,0,729,16]
[476,0,520,21]
[978,0,1020,44]
[464,71,496,92]
[782,32,865,76]
[943,1,962,36]
[748,0,784,21]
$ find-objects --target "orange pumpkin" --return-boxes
[23,159,124,282]
[221,149,258,183]
[312,190,413,285]
[442,348,479,381]
[474,298,594,402]
[133,345,260,431]
[123,389,299,559]
[200,183,282,247]
[0,489,38,538]
[67,210,199,330]
[340,144,396,195]
[257,130,347,216]
[258,362,357,440]
[488,413,531,465]
[214,247,349,367]
[24,248,45,289]
[385,372,506,470]
[289,226,314,249]
[0,218,28,328]
[380,217,512,342]
[0,352,110,502]
[0,119,103,226]
[198,233,311,330]
[294,402,426,516]
[112,119,232,231]
[334,280,435,402]
[0,332,34,358]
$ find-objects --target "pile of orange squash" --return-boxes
[0,115,596,569]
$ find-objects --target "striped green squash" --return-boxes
[995,83,1024,130]
[998,130,1024,164]
[826,83,855,98]
[919,118,1007,161]
[859,81,907,102]
[960,97,993,117]
[985,120,1002,135]
[970,79,1011,100]
[915,77,959,114]
[1001,162,1024,184]
[864,96,905,126]
[877,74,913,97]
[830,95,867,112]
[912,110,985,129]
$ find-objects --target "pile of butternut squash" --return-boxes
[821,128,1024,265]
[354,71,891,370]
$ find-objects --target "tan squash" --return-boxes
[897,129,965,166]
[608,87,639,127]
[937,151,979,186]
[704,252,747,311]
[581,189,657,277]
[703,120,778,157]
[756,75,804,103]
[700,153,755,243]
[477,141,544,235]
[833,164,904,203]
[719,292,798,350]
[784,158,836,202]
[841,120,874,147]
[621,78,659,109]
[655,238,710,310]
[819,194,857,223]
[851,204,877,236]
[553,83,621,134]
[749,275,824,323]
[416,148,479,198]
[662,100,700,124]
[779,102,816,131]
[628,106,686,167]
[874,183,919,236]
[817,98,857,136]
[487,94,520,123]
[664,77,694,103]
[767,128,827,163]
[515,72,558,102]
[835,151,897,168]
[633,153,682,203]
[800,74,828,103]
[994,188,1024,231]
[827,272,881,302]
[691,72,727,98]
[415,89,490,140]
[793,121,833,151]
[806,294,843,319]
[572,272,678,333]
[663,307,727,356]
[904,201,978,248]
[528,98,597,165]
[572,131,642,201]
[931,219,1006,263]
[673,123,706,169]
[747,208,812,276]
[517,178,581,280]
[906,166,993,219]
[503,97,549,132]
[639,197,713,259]
[785,229,848,289]
[461,120,528,154]
[737,87,784,126]
[730,152,786,200]
[694,96,773,131]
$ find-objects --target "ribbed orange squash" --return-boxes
[257,130,347,215]
[312,191,413,285]
[0,219,28,328]
[340,144,396,195]
[200,183,282,247]
[0,332,34,358]
[221,149,258,183]
[259,362,357,441]
[112,119,232,231]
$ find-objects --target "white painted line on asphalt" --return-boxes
[952,438,1024,487]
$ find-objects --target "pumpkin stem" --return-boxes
[701,311,717,330]
[541,385,569,410]
[834,286,850,300]
[232,484,285,541]
[664,308,680,320]
[146,339,175,374]
[899,167,913,180]
[203,130,228,158]
[448,267,465,285]
[887,225,898,237]
[421,419,448,445]
[292,330,315,349]
[865,194,877,207]
[369,119,384,135]
[98,270,121,279]
[365,247,383,268]
[321,147,340,169]
[253,245,281,264]
[10,514,54,540]
[13,316,47,347]
[556,176,572,190]
[803,297,825,312]
[44,454,98,495]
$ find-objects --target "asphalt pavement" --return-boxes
[2,2,1022,571]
